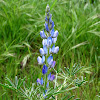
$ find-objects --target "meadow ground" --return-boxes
[0,0,100,100]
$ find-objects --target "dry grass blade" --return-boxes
[62,41,88,57]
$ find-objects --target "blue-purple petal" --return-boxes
[45,22,49,32]
[42,65,48,74]
[51,61,56,68]
[37,56,42,65]
[49,48,52,54]
[47,37,52,47]
[47,56,53,65]
[43,46,47,54]
[48,73,55,81]
[50,75,55,81]
[48,72,51,80]
[40,30,47,39]
[50,28,54,37]
[42,55,45,63]
[41,77,43,85]
[39,48,44,55]
[52,37,57,44]
[46,82,49,88]
[53,30,58,38]
[51,45,55,52]
[45,16,48,22]
[53,46,59,54]
[37,78,41,84]
[50,21,54,29]
[42,39,47,46]
[37,77,43,85]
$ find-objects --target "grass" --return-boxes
[0,0,100,99]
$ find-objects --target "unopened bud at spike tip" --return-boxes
[46,4,50,13]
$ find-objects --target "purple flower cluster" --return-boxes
[37,4,59,97]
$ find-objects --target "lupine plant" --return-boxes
[37,4,59,98]
[0,5,86,100]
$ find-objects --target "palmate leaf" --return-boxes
[17,77,26,89]
[64,64,83,75]
[0,77,30,99]
[44,66,85,99]
[0,83,16,91]
[0,83,26,97]
[5,76,26,89]
[6,77,16,88]
[46,86,78,99]
[0,76,26,91]
[64,67,70,75]
[72,66,83,75]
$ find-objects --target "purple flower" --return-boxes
[40,30,47,39]
[45,14,52,23]
[50,28,55,36]
[45,22,49,32]
[42,39,47,46]
[47,37,52,47]
[46,82,49,88]
[48,73,55,81]
[39,48,44,55]
[42,65,48,74]
[50,21,54,29]
[37,77,43,85]
[47,56,56,67]
[53,30,58,38]
[43,46,47,54]
[50,45,59,54]
[49,48,52,54]
[50,29,58,38]
[39,46,47,55]
[52,37,57,44]
[47,56,53,66]
[37,56,45,65]
[51,61,56,68]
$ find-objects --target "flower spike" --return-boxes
[37,5,59,97]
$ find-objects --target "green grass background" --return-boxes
[0,0,100,99]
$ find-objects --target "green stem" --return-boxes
[55,70,57,89]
